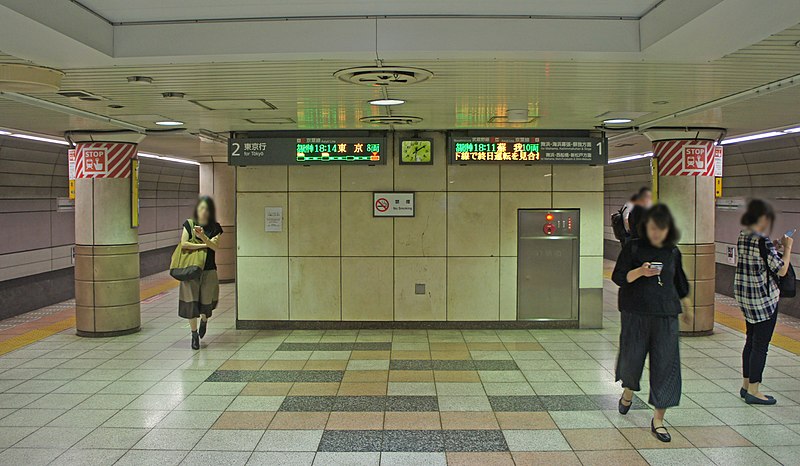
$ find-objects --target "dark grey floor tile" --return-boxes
[539,395,597,411]
[386,396,439,412]
[443,430,509,452]
[488,396,544,412]
[353,342,392,351]
[318,430,383,452]
[276,343,318,351]
[590,394,649,410]
[295,371,344,382]
[431,360,475,371]
[205,370,254,382]
[315,343,354,351]
[278,396,337,412]
[249,371,298,382]
[332,396,386,412]
[383,430,444,452]
[390,360,433,371]
[473,360,520,371]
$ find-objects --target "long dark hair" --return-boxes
[638,204,680,248]
[193,195,217,226]
[740,199,774,229]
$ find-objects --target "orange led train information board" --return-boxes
[449,134,606,164]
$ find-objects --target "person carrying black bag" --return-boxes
[612,204,689,443]
[735,199,794,405]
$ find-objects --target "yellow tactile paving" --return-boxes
[0,277,178,356]
[715,311,800,355]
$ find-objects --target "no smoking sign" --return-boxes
[373,192,415,217]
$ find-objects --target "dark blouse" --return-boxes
[612,239,690,316]
[183,220,223,271]
[628,205,646,240]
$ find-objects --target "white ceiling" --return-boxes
[76,0,662,22]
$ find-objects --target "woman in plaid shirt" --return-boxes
[734,199,794,405]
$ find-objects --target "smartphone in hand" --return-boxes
[649,262,664,274]
[786,229,797,238]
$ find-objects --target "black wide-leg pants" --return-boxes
[615,312,682,409]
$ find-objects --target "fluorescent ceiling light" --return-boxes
[782,126,800,133]
[138,152,200,166]
[0,130,10,135]
[369,98,405,106]
[8,132,69,145]
[609,152,653,164]
[720,131,784,145]
[155,120,184,126]
[603,118,632,124]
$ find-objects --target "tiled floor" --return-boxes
[0,271,799,465]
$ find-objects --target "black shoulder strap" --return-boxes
[758,237,779,283]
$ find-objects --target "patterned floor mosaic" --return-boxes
[0,269,799,464]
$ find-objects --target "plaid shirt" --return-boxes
[734,230,783,323]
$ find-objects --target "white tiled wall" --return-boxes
[236,131,605,322]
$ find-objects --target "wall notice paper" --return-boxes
[265,207,283,232]
[373,192,415,217]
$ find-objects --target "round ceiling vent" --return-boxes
[334,66,433,86]
[360,115,423,125]
[0,64,63,92]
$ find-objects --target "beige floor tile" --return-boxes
[337,382,387,395]
[503,342,544,351]
[512,451,581,465]
[302,360,348,370]
[674,426,753,447]
[241,383,292,396]
[288,382,340,396]
[388,370,434,382]
[268,412,329,430]
[575,450,648,466]
[391,350,431,360]
[262,360,305,370]
[383,412,441,430]
[440,412,499,429]
[219,360,264,371]
[467,343,506,351]
[350,351,391,360]
[341,370,389,383]
[429,343,468,351]
[562,428,633,450]
[618,427,692,449]
[326,411,384,430]
[447,452,514,466]
[430,351,472,360]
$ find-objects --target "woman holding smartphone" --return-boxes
[612,204,689,442]
[735,199,793,405]
[178,196,223,350]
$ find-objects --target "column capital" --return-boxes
[65,130,145,145]
[642,127,726,143]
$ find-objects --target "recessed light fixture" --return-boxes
[652,100,669,105]
[155,120,184,126]
[127,76,153,85]
[162,92,185,99]
[603,118,633,124]
[108,104,124,109]
[369,98,405,106]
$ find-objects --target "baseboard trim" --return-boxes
[236,320,579,330]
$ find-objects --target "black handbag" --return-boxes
[759,238,797,298]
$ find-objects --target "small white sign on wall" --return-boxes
[727,245,736,265]
[265,207,283,232]
[373,192,415,217]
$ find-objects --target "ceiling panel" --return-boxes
[1,23,799,160]
[76,0,660,23]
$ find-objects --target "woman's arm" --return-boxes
[181,225,207,251]
[777,235,793,277]
[612,242,658,286]
[674,249,690,299]
[194,226,220,252]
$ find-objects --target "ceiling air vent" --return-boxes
[334,66,433,86]
[57,90,107,101]
[359,115,422,125]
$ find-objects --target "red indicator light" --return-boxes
[543,223,556,235]
[545,213,555,222]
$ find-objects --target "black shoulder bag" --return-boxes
[759,238,796,298]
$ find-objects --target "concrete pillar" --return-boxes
[644,129,725,335]
[199,162,236,282]
[73,133,145,337]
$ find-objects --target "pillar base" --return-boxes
[76,326,140,338]
[680,329,714,337]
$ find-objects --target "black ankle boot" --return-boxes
[191,331,200,350]
[199,319,207,339]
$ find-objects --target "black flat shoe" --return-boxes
[740,387,774,400]
[745,392,777,405]
[198,319,207,339]
[651,419,671,443]
[618,396,632,415]
[191,331,200,350]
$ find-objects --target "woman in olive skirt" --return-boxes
[612,204,689,442]
[178,196,222,350]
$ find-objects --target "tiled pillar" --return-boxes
[644,129,725,335]
[200,162,236,282]
[73,134,144,337]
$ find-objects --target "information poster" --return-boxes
[265,207,283,232]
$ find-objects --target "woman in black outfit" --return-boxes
[612,204,689,442]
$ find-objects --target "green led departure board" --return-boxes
[228,134,386,165]
[449,133,606,164]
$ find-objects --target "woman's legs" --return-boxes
[648,316,681,438]
[616,313,649,405]
[189,318,198,331]
[742,320,755,392]
[746,311,779,399]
